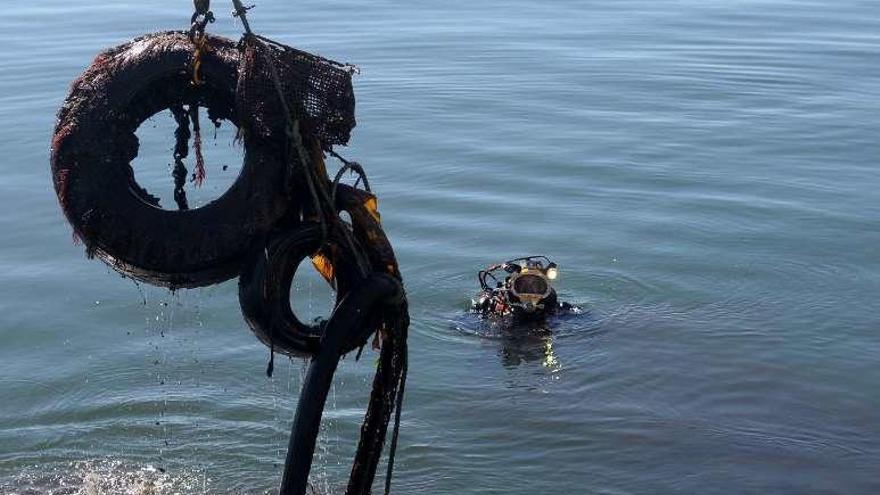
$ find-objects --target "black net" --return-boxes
[237,34,356,147]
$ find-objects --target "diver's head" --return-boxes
[477,256,560,318]
[507,265,552,315]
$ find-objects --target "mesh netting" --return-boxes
[237,34,356,147]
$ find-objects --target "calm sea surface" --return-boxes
[1,0,879,493]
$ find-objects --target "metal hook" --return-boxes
[231,0,255,35]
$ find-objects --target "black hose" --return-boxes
[280,273,402,495]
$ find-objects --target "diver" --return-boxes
[471,256,576,320]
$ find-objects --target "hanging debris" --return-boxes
[49,4,409,494]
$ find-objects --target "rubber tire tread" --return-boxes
[238,223,364,358]
[51,31,293,288]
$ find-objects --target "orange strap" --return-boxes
[191,34,210,86]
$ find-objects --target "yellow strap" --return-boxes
[363,195,381,224]
[311,252,336,286]
[191,35,209,86]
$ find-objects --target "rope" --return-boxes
[330,149,372,206]
[190,105,207,187]
[231,0,255,35]
[384,334,408,495]
[190,33,210,86]
[186,0,213,192]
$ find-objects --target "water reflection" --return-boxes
[455,307,588,371]
[497,323,561,371]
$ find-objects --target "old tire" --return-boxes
[239,184,406,358]
[50,31,294,288]
[238,222,369,358]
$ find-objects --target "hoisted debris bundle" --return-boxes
[49,3,408,495]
